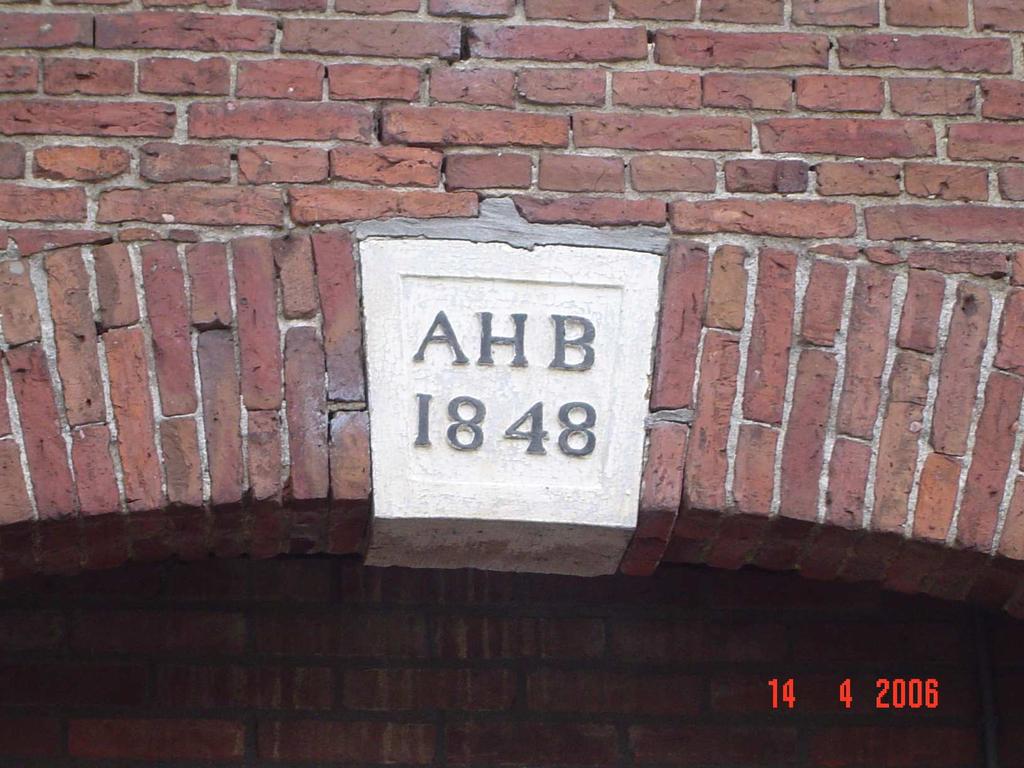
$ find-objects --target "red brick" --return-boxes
[867,204,1024,243]
[0,143,24,179]
[98,187,283,226]
[430,66,515,107]
[0,184,84,223]
[331,146,441,187]
[6,344,76,518]
[284,327,327,502]
[282,19,459,58]
[995,288,1024,375]
[576,112,750,151]
[743,249,796,424]
[539,154,623,193]
[96,12,274,51]
[429,0,513,15]
[632,726,797,766]
[335,0,416,10]
[444,153,532,189]
[517,68,605,106]
[525,0,608,19]
[92,243,138,330]
[958,372,1023,551]
[139,56,230,95]
[907,249,1010,277]
[651,242,707,410]
[45,248,104,426]
[330,410,370,502]
[0,13,92,47]
[705,245,747,331]
[140,142,230,183]
[975,0,1024,30]
[0,369,7,437]
[724,159,807,194]
[0,717,63,758]
[70,425,119,516]
[612,71,700,109]
[1000,168,1024,201]
[671,200,855,238]
[141,242,197,416]
[326,63,420,101]
[838,34,1012,73]
[702,0,781,22]
[104,327,163,511]
[825,437,871,528]
[232,237,281,410]
[979,79,1024,120]
[156,663,332,710]
[312,231,364,402]
[815,161,900,196]
[0,56,38,92]
[761,117,935,158]
[239,146,328,185]
[513,196,665,227]
[343,667,507,711]
[448,722,616,766]
[950,123,1024,162]
[702,73,793,111]
[161,417,202,507]
[837,267,894,439]
[291,188,477,223]
[34,146,128,182]
[932,282,991,455]
[796,75,883,112]
[260,721,434,763]
[196,330,243,506]
[530,669,697,714]
[802,261,848,346]
[887,0,967,26]
[685,331,740,512]
[469,25,646,61]
[0,260,39,344]
[898,269,945,353]
[237,59,323,101]
[1014,251,1024,285]
[43,57,133,96]
[913,452,961,542]
[70,719,245,761]
[384,105,568,147]
[731,424,776,516]
[872,352,931,533]
[0,438,32,525]
[247,410,282,502]
[812,727,975,766]
[793,0,879,24]
[612,0,695,19]
[905,163,987,202]
[190,101,372,142]
[73,609,245,653]
[630,156,716,193]
[890,77,976,115]
[272,236,317,320]
[656,30,828,68]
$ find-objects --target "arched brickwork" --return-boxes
[1,0,1024,614]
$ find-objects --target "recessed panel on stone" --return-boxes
[360,238,661,575]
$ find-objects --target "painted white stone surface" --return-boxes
[360,238,662,575]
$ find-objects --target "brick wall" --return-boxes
[0,557,1018,766]
[2,0,1024,610]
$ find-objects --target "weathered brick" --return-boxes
[905,163,987,202]
[285,327,328,502]
[744,249,796,425]
[272,236,317,320]
[469,25,647,61]
[6,344,76,518]
[995,288,1024,376]
[70,720,245,761]
[282,19,460,58]
[671,200,856,238]
[0,143,24,179]
[999,479,1024,560]
[44,58,133,96]
[724,160,807,194]
[837,267,894,439]
[0,100,175,138]
[330,147,441,187]
[161,417,202,508]
[913,453,960,542]
[887,0,967,26]
[0,259,40,344]
[866,204,1024,243]
[630,156,716,193]
[733,424,777,516]
[237,60,324,101]
[104,327,163,512]
[931,282,991,456]
[898,269,944,353]
[260,721,433,764]
[517,68,604,106]
[705,246,747,332]
[612,71,700,109]
[651,242,707,410]
[796,75,884,112]
[430,67,515,107]
[890,77,976,115]
[1000,168,1024,201]
[186,242,231,329]
[760,118,935,158]
[575,113,751,151]
[872,353,931,533]
[337,0,417,11]
[139,57,230,95]
[513,196,665,227]
[702,0,781,22]
[141,242,197,416]
[312,231,364,402]
[780,349,838,522]
[838,34,1012,73]
[45,248,104,426]
[239,146,328,185]
[656,30,828,68]
[291,188,477,224]
[326,64,421,101]
[816,162,901,196]
[190,102,372,142]
[0,13,93,48]
[612,0,695,19]
[247,410,282,502]
[98,187,283,226]
[232,237,281,411]
[34,146,128,182]
[978,79,1024,120]
[975,0,1024,30]
[792,0,879,25]
[330,411,371,502]
[525,0,608,20]
[826,437,871,528]
[429,0,514,16]
[538,154,623,193]
[703,73,793,111]
[140,142,230,184]
[197,330,243,506]
[384,106,568,147]
[0,56,37,93]
[0,438,32,525]
[950,123,1024,162]
[444,153,532,189]
[907,250,1010,278]
[802,261,848,346]
[71,425,120,516]
[96,12,275,51]
[0,368,8,436]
